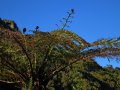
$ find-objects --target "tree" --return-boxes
[0,27,120,90]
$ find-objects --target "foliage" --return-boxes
[48,60,120,90]
[0,18,19,32]
[56,9,74,30]
[0,26,120,89]
[0,10,120,89]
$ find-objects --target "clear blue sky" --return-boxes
[0,0,120,67]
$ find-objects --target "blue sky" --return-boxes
[0,0,120,67]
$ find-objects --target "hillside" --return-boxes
[0,19,120,90]
[0,18,19,32]
[48,60,120,90]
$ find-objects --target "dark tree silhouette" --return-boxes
[23,28,26,34]
[35,26,39,31]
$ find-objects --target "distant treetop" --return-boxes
[0,18,19,32]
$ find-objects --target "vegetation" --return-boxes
[0,18,19,32]
[0,10,120,90]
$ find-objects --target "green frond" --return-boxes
[51,29,90,48]
[82,38,120,59]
